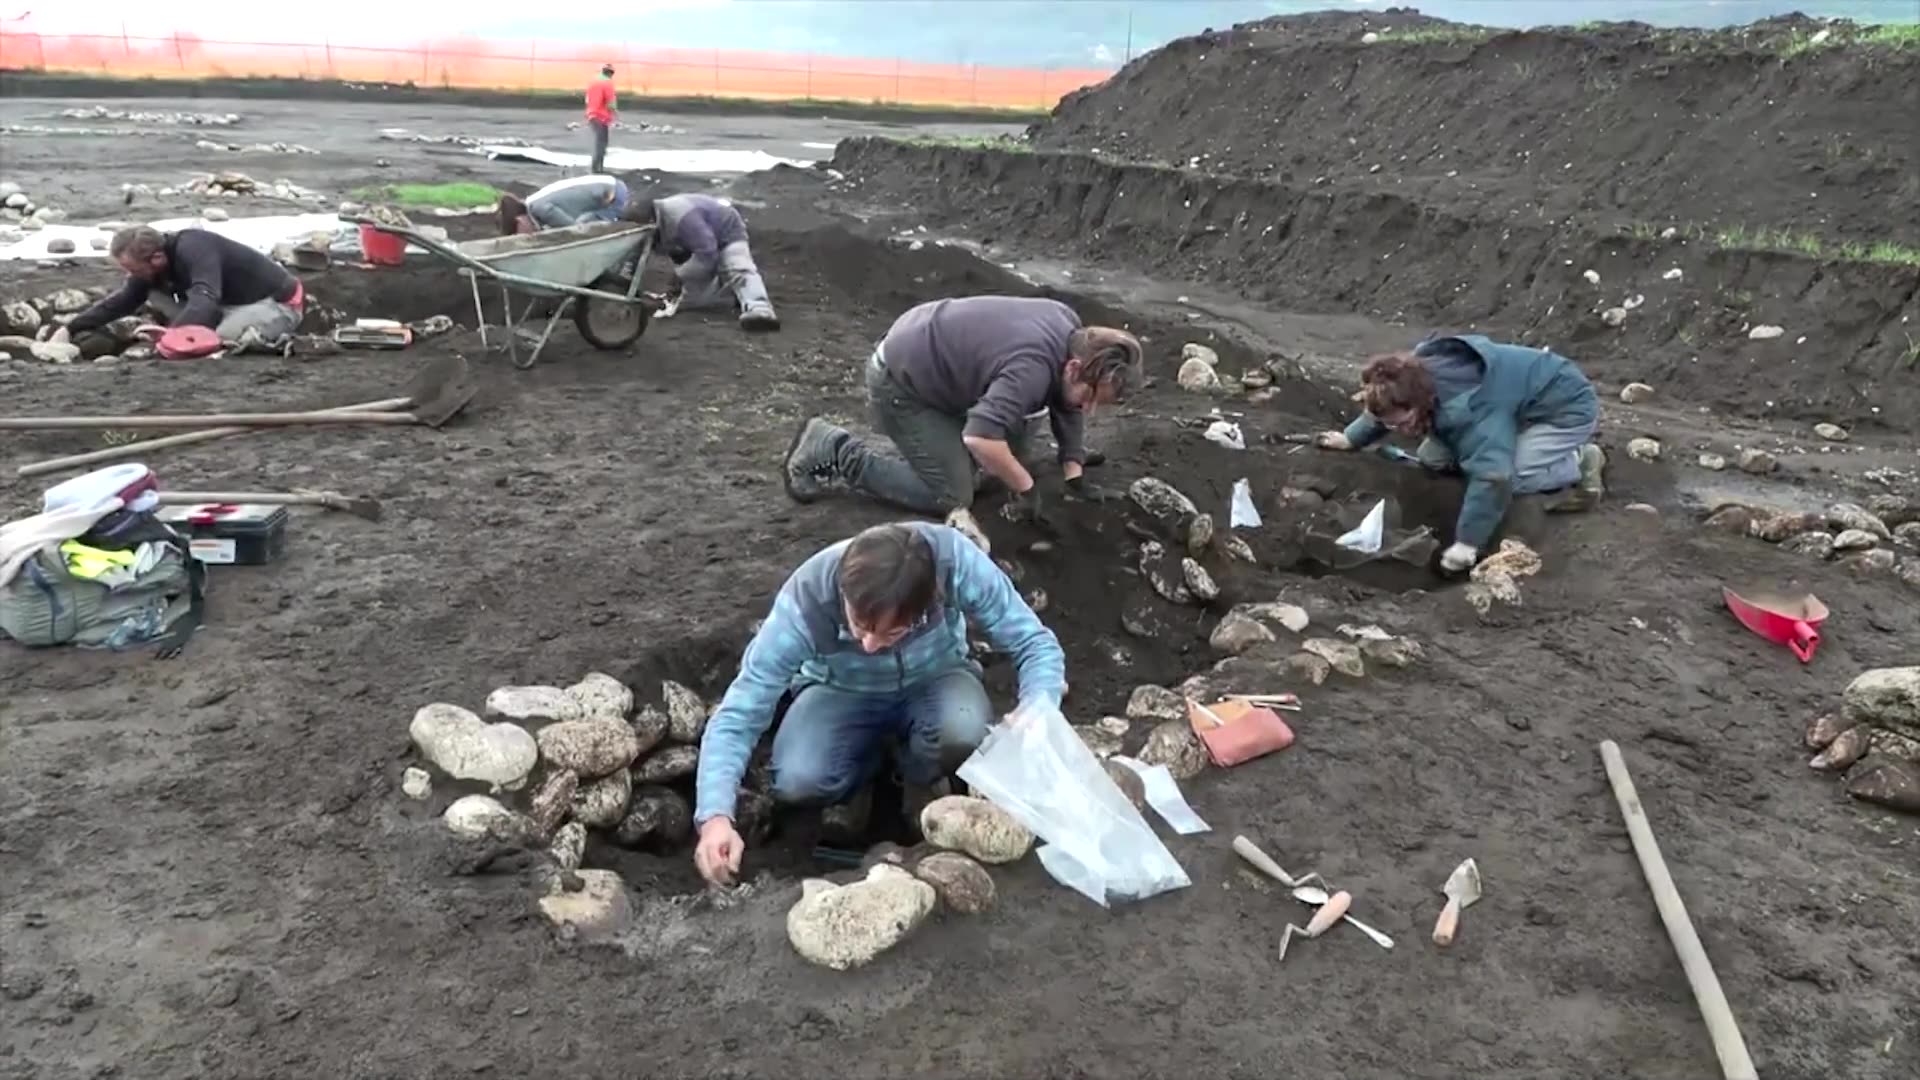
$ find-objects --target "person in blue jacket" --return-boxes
[1315,335,1605,572]
[691,521,1065,885]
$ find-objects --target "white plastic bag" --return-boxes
[958,701,1191,907]
[1335,498,1385,554]
[1230,478,1262,528]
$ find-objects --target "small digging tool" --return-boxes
[156,490,383,522]
[0,354,475,434]
[1431,858,1482,946]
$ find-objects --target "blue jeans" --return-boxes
[1416,416,1597,494]
[769,668,992,805]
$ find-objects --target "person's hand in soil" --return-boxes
[1000,486,1051,526]
[1440,542,1478,573]
[695,817,744,886]
[1314,431,1352,451]
[1063,475,1119,503]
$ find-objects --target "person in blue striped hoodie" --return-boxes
[692,521,1066,886]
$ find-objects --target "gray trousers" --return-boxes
[1415,415,1597,493]
[678,239,775,317]
[150,294,301,342]
[832,346,1029,515]
[588,121,610,174]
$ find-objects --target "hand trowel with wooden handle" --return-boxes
[1431,858,1482,946]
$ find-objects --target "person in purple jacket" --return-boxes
[627,192,778,331]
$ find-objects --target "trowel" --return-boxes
[1431,858,1482,946]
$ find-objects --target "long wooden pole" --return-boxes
[14,398,411,478]
[1599,740,1758,1080]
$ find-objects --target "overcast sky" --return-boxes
[12,1,1917,67]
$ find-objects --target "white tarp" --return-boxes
[0,213,347,262]
[480,144,811,174]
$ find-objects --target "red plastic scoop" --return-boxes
[1723,587,1828,663]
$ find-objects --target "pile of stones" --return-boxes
[1703,497,1920,590]
[59,106,240,126]
[0,287,127,365]
[0,181,67,233]
[1805,667,1920,815]
[182,172,327,205]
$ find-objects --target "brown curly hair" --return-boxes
[1360,351,1437,428]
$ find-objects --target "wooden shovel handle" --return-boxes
[1432,895,1462,946]
[0,411,424,430]
[13,397,414,478]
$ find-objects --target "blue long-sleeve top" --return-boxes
[693,523,1066,826]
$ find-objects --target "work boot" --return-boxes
[818,783,874,848]
[739,306,780,332]
[945,508,991,554]
[1549,444,1608,514]
[900,776,952,835]
[782,417,845,503]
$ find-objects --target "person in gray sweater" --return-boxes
[627,193,778,331]
[783,295,1140,538]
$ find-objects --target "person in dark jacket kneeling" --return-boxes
[1314,334,1605,573]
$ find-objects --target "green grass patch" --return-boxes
[1859,23,1920,48]
[1380,26,1496,46]
[895,133,1032,152]
[1708,224,1920,266]
[356,182,501,209]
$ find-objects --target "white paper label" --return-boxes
[188,538,237,564]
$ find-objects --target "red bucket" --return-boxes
[359,224,406,267]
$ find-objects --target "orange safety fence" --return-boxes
[0,31,1111,110]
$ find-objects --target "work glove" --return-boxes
[1000,486,1051,527]
[36,323,71,345]
[1440,542,1478,573]
[1063,475,1119,503]
[1315,431,1352,451]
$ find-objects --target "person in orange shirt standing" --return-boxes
[585,63,617,174]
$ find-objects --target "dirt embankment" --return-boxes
[1035,12,1920,245]
[832,137,1920,435]
[825,14,1920,436]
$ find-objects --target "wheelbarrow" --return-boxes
[1723,586,1828,663]
[341,215,659,369]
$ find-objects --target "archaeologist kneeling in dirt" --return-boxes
[690,521,1065,886]
[624,192,779,331]
[497,174,635,233]
[783,296,1141,529]
[1315,335,1605,573]
[39,225,304,345]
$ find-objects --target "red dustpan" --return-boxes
[1723,587,1828,663]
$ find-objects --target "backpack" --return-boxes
[0,518,204,653]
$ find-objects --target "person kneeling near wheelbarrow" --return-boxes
[497,174,638,234]
[1313,335,1606,574]
[38,225,304,349]
[691,522,1065,886]
[623,193,780,332]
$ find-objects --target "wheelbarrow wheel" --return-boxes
[574,274,650,351]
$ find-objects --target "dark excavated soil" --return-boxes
[1034,11,1920,246]
[5,26,1920,1080]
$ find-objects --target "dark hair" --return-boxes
[1067,326,1145,402]
[1360,351,1437,419]
[110,225,166,261]
[839,524,939,626]
[619,198,656,226]
[496,195,528,237]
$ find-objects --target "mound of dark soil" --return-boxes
[830,138,1920,435]
[1033,11,1920,245]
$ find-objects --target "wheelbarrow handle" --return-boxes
[1788,620,1820,664]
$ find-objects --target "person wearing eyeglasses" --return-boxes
[691,521,1064,886]
[1313,335,1605,573]
[780,295,1140,543]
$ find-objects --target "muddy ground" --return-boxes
[5,34,1920,1080]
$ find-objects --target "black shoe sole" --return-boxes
[783,418,821,504]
